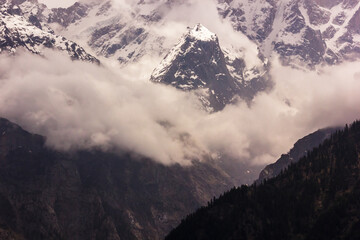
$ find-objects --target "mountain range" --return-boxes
[1,0,359,239]
[0,4,99,63]
[2,0,360,109]
[219,0,360,67]
[2,0,360,66]
[4,0,359,65]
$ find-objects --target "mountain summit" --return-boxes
[151,24,270,111]
[151,24,244,111]
[187,23,218,42]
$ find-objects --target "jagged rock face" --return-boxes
[304,0,331,26]
[48,2,90,28]
[58,1,163,63]
[150,24,270,111]
[256,127,339,183]
[1,0,271,110]
[0,8,99,63]
[219,0,328,67]
[274,26,326,66]
[218,0,277,43]
[4,0,360,68]
[218,0,360,67]
[0,118,240,240]
[35,0,170,63]
[90,26,148,61]
[151,24,244,111]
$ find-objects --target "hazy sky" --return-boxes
[38,0,77,8]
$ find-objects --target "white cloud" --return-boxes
[0,50,359,167]
[0,50,207,165]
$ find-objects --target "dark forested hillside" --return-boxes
[257,127,339,183]
[166,121,360,240]
[0,118,236,240]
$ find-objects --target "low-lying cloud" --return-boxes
[0,50,206,165]
[0,50,359,166]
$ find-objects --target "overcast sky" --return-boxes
[38,0,77,8]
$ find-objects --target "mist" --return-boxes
[0,49,359,166]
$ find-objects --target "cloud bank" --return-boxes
[0,49,359,166]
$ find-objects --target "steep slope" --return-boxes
[150,24,242,111]
[2,0,182,65]
[0,117,237,240]
[40,0,168,64]
[150,24,269,111]
[219,0,360,67]
[0,4,99,63]
[5,0,360,68]
[257,127,339,183]
[166,121,360,240]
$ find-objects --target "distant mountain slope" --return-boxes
[0,5,99,63]
[219,0,360,67]
[166,121,360,240]
[3,0,360,68]
[257,127,339,183]
[3,0,360,111]
[0,117,240,240]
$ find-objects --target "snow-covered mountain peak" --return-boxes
[0,8,99,63]
[219,0,360,68]
[151,23,218,81]
[188,23,217,42]
[150,23,271,112]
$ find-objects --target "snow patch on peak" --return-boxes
[0,9,98,63]
[151,24,217,80]
[188,24,217,42]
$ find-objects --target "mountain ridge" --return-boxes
[256,127,339,184]
[166,121,360,240]
[0,5,99,63]
[3,0,360,68]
